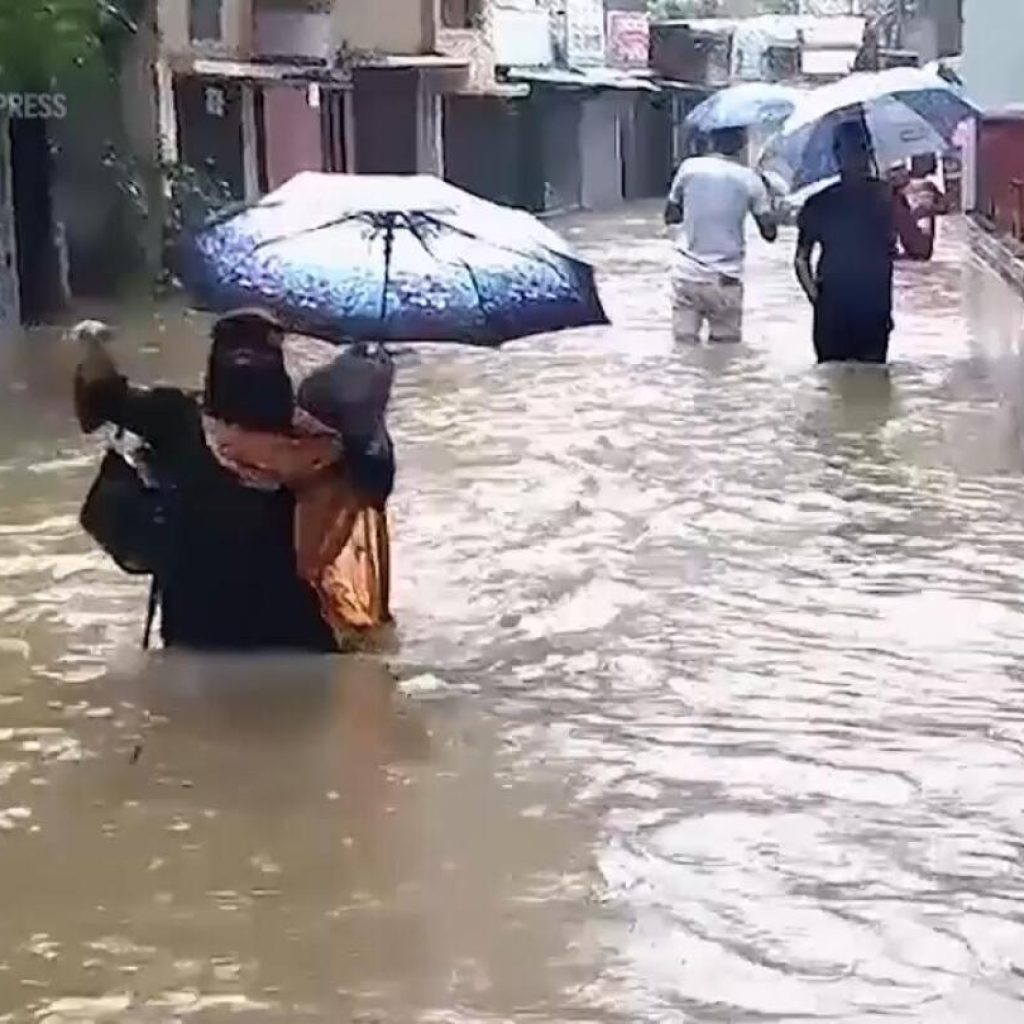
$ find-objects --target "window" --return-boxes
[441,0,482,30]
[190,0,223,42]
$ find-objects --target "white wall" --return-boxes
[490,5,551,67]
[962,0,1024,111]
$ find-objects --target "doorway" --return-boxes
[10,117,61,324]
[321,90,350,174]
[0,118,19,329]
[441,0,482,29]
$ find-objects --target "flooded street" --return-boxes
[3,204,1024,1022]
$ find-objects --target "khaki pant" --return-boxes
[671,274,744,343]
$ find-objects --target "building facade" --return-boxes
[157,0,472,202]
[443,0,669,213]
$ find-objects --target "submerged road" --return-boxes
[0,206,1023,1021]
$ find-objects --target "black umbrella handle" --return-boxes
[379,213,395,342]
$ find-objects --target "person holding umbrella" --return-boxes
[761,67,979,361]
[794,118,896,364]
[73,312,394,652]
[74,176,608,651]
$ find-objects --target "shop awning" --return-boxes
[654,79,713,95]
[504,66,660,93]
[184,57,353,86]
[178,54,470,85]
[373,55,469,70]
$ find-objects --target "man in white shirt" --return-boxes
[665,127,778,343]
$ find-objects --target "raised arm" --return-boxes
[71,321,190,449]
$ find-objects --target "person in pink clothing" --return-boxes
[889,156,950,262]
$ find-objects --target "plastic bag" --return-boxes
[296,343,395,440]
[80,439,168,576]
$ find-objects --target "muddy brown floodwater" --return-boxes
[2,205,1024,1023]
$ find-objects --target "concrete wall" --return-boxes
[903,0,962,65]
[904,16,939,65]
[436,26,496,93]
[962,0,1024,111]
[489,6,551,68]
[332,0,435,55]
[255,9,333,59]
[223,0,256,52]
[157,0,190,55]
[120,14,164,272]
[917,0,962,58]
[159,0,254,57]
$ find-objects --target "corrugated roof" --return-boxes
[182,53,469,83]
[187,58,350,83]
[654,14,864,47]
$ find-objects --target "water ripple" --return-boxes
[0,211,1022,1021]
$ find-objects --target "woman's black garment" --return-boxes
[81,376,339,653]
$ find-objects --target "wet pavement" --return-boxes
[2,204,1024,1022]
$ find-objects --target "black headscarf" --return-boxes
[204,310,294,432]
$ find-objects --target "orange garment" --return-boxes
[905,178,947,217]
[892,191,934,261]
[202,415,391,644]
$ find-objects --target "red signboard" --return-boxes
[606,11,650,69]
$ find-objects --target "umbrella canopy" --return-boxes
[685,82,801,133]
[178,174,608,347]
[760,67,979,191]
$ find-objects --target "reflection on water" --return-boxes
[2,209,1024,1021]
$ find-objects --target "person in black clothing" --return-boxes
[74,313,393,653]
[794,119,896,365]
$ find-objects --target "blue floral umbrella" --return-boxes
[178,174,608,347]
